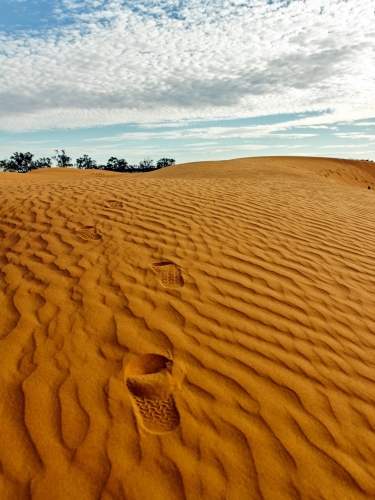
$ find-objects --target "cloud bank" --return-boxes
[0,0,374,131]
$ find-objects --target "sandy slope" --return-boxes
[0,156,374,500]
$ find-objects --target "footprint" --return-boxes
[150,262,184,288]
[105,200,123,208]
[75,225,101,241]
[125,353,180,434]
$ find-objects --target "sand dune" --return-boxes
[0,156,374,499]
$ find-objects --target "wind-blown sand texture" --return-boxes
[0,156,374,500]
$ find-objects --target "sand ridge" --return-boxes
[0,157,374,499]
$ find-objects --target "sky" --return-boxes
[0,0,374,166]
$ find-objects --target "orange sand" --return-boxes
[0,156,374,500]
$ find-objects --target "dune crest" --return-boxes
[0,157,374,499]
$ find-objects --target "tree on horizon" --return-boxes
[9,152,34,172]
[0,151,178,173]
[29,157,52,170]
[0,153,51,172]
[105,157,130,172]
[52,149,73,168]
[139,156,154,171]
[157,158,175,168]
[76,154,97,170]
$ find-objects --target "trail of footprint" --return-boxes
[125,354,180,434]
[151,262,184,288]
[75,225,101,241]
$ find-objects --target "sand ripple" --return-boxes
[0,158,374,499]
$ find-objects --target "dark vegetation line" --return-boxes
[0,150,176,173]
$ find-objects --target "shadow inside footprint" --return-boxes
[75,226,101,241]
[125,354,180,434]
[151,262,184,288]
[105,200,123,208]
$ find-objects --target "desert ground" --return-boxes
[0,156,374,500]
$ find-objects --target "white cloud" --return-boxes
[0,0,374,131]
[319,144,373,149]
[352,121,375,126]
[334,133,375,140]
[186,143,267,152]
[185,141,218,146]
[85,121,320,142]
[299,125,337,130]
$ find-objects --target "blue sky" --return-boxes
[0,0,374,166]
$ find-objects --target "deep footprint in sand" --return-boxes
[105,200,123,208]
[125,353,180,434]
[151,262,184,288]
[75,225,101,240]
